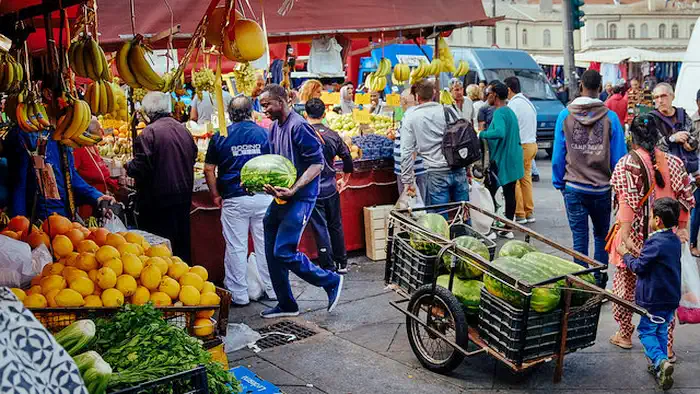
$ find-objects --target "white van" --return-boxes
[673,16,700,113]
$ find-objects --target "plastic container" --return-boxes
[388,232,439,295]
[109,365,209,394]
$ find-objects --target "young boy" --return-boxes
[617,197,682,390]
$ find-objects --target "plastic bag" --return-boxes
[468,179,495,234]
[246,253,265,301]
[0,235,34,287]
[224,323,262,352]
[395,181,425,211]
[103,215,128,233]
[678,243,700,324]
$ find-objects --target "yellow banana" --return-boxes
[1,59,14,92]
[104,80,115,113]
[64,101,89,140]
[90,81,100,115]
[86,37,103,80]
[25,101,41,129]
[128,43,164,91]
[116,41,140,88]
[14,59,23,86]
[99,46,110,80]
[54,105,74,140]
[34,102,50,128]
[73,40,88,77]
[99,80,108,114]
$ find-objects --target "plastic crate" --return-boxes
[450,223,497,260]
[109,365,209,394]
[477,288,601,365]
[388,232,439,295]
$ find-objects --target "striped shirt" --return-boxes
[394,133,426,176]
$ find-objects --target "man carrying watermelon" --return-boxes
[257,84,344,319]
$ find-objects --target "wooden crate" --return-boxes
[363,205,394,260]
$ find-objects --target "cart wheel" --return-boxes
[406,284,468,374]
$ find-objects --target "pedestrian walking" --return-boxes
[400,79,469,206]
[608,114,694,361]
[605,81,629,127]
[691,88,700,256]
[552,69,626,286]
[616,197,682,390]
[203,96,275,305]
[305,98,354,273]
[258,84,344,318]
[479,81,524,239]
[504,76,537,224]
[392,88,428,200]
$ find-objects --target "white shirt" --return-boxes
[507,93,537,144]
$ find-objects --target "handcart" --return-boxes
[384,201,666,382]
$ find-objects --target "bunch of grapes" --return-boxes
[233,62,257,97]
[132,87,147,103]
[192,67,215,99]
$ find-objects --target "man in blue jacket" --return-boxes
[258,84,344,319]
[552,69,627,286]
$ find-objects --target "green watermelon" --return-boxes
[521,252,596,305]
[436,275,484,310]
[240,154,297,193]
[498,240,538,258]
[443,236,488,279]
[410,213,450,255]
[483,256,561,313]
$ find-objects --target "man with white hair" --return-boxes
[449,78,473,122]
[127,91,198,262]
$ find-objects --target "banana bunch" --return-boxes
[392,64,410,82]
[428,59,443,76]
[116,38,170,92]
[409,61,431,85]
[0,52,24,92]
[439,89,454,105]
[437,37,457,73]
[85,80,117,115]
[365,72,387,92]
[454,60,470,77]
[53,99,101,147]
[375,58,392,77]
[15,93,51,133]
[104,82,128,121]
[69,35,111,81]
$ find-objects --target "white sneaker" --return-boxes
[486,232,498,241]
[527,217,537,223]
[498,231,515,239]
[515,217,528,225]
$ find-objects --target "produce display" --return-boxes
[84,80,119,116]
[392,63,410,82]
[101,82,129,122]
[53,98,103,147]
[69,34,111,81]
[116,37,174,92]
[0,51,25,92]
[14,91,51,133]
[240,154,297,193]
[351,134,393,160]
[364,58,391,92]
[410,213,450,255]
[436,275,484,311]
[442,235,488,279]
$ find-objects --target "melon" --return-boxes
[498,240,538,259]
[436,275,484,311]
[409,213,449,255]
[483,256,561,313]
[240,154,297,193]
[223,18,267,62]
[443,235,488,279]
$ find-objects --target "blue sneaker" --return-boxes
[326,275,344,312]
[260,305,300,319]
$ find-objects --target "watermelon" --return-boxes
[443,236,488,279]
[483,256,562,313]
[240,154,297,193]
[521,252,596,305]
[436,275,484,311]
[498,240,538,258]
[410,213,449,255]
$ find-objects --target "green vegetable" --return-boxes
[240,154,297,193]
[410,213,450,255]
[443,235,488,279]
[83,359,112,394]
[54,320,96,356]
[436,275,484,310]
[498,240,538,258]
[73,351,102,374]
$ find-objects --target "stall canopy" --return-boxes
[531,55,590,68]
[575,47,686,63]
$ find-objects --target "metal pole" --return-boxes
[561,0,579,98]
[492,0,497,46]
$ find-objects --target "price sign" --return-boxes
[386,93,401,107]
[321,91,340,105]
[354,93,370,105]
[353,108,371,124]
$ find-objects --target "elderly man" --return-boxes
[251,70,266,112]
[449,78,473,122]
[204,96,275,305]
[258,84,344,318]
[127,92,198,262]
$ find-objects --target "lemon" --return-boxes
[84,295,103,307]
[189,265,209,281]
[52,234,74,258]
[196,292,221,318]
[42,263,65,277]
[150,291,172,306]
[146,243,172,258]
[146,257,169,276]
[139,255,149,263]
[202,281,216,294]
[64,252,80,267]
[118,242,143,257]
[27,285,42,296]
[140,265,162,290]
[45,288,60,307]
[168,261,190,280]
[77,239,99,254]
[193,318,214,337]
[69,276,95,297]
[131,286,151,305]
[105,233,127,248]
[116,275,138,297]
[55,288,84,307]
[76,252,98,271]
[41,275,67,294]
[124,232,145,245]
[179,272,204,291]
[158,277,181,300]
[96,267,117,289]
[10,288,26,301]
[102,258,123,276]
[122,253,144,278]
[23,293,48,308]
[96,245,120,265]
[101,288,125,307]
[178,285,201,306]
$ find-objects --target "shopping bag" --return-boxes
[678,243,700,324]
[0,235,34,287]
[103,215,128,233]
[469,179,494,235]
[246,253,265,301]
[395,181,425,212]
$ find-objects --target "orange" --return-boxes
[77,240,99,254]
[88,228,110,246]
[7,215,30,233]
[105,233,127,248]
[42,213,72,238]
[65,228,85,247]
[1,230,19,240]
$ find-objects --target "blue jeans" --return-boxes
[426,168,470,207]
[531,159,540,176]
[563,189,612,282]
[264,199,341,312]
[690,188,700,247]
[638,309,675,368]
